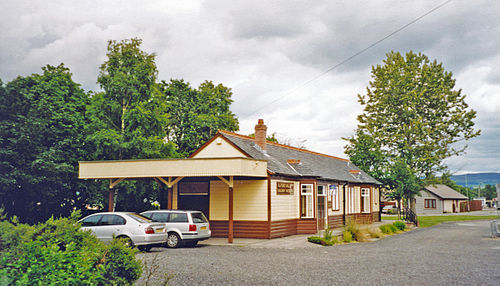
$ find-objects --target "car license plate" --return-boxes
[156,228,165,233]
[200,226,207,230]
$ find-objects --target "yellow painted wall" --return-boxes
[271,180,300,220]
[193,138,248,158]
[173,184,178,209]
[209,179,268,221]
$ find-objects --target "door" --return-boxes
[178,182,210,219]
[317,185,327,230]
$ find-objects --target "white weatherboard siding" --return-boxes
[416,190,443,214]
[192,137,247,158]
[271,180,300,220]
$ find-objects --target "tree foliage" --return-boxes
[0,64,94,223]
[88,38,177,160]
[159,79,239,156]
[345,51,480,202]
[1,37,241,219]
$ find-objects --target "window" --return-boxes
[168,213,189,223]
[301,184,314,218]
[329,185,339,210]
[81,215,102,226]
[425,199,436,209]
[361,188,370,213]
[317,185,325,196]
[99,214,126,226]
[151,212,169,222]
[347,187,355,214]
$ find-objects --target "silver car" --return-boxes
[79,212,167,251]
[140,210,211,248]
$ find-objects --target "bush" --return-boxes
[307,228,340,246]
[342,230,353,243]
[393,221,406,231]
[379,224,398,234]
[307,236,322,244]
[367,227,382,238]
[0,210,142,285]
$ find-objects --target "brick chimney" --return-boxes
[254,119,267,150]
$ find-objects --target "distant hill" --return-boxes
[450,172,500,188]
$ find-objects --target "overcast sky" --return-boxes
[1,0,499,175]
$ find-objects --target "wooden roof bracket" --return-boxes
[109,178,125,189]
[217,176,234,188]
[156,176,184,188]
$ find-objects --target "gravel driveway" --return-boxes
[136,220,500,285]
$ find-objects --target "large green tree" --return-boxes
[86,38,177,211]
[159,79,239,156]
[345,51,480,206]
[87,38,177,161]
[0,64,93,223]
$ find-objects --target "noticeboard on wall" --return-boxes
[277,182,294,195]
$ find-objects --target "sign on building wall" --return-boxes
[277,182,294,195]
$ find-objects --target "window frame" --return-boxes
[424,199,437,209]
[361,188,370,213]
[300,184,314,219]
[348,187,355,214]
[329,184,339,211]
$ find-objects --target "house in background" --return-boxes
[416,184,468,214]
[79,119,382,241]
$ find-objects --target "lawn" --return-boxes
[382,215,499,228]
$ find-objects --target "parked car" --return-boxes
[381,205,398,214]
[140,210,211,248]
[79,212,167,251]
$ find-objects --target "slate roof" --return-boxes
[424,184,468,200]
[219,131,380,184]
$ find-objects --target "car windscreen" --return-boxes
[191,212,208,223]
[126,213,152,223]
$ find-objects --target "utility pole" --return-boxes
[465,174,469,212]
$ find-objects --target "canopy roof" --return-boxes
[79,157,267,179]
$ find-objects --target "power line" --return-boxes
[245,0,453,117]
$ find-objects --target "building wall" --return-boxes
[209,179,267,221]
[372,187,380,213]
[416,190,443,214]
[173,184,178,209]
[443,200,454,213]
[270,179,300,221]
[192,137,247,158]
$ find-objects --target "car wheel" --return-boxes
[117,236,134,248]
[166,233,181,248]
[138,245,153,252]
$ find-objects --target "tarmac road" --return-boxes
[136,219,500,285]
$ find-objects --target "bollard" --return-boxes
[490,220,500,238]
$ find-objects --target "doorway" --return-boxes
[177,182,210,219]
[317,185,327,230]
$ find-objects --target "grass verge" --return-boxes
[382,215,498,228]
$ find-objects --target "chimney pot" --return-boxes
[254,119,267,150]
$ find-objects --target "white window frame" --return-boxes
[301,184,314,218]
[361,188,370,213]
[348,187,355,214]
[329,185,339,211]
